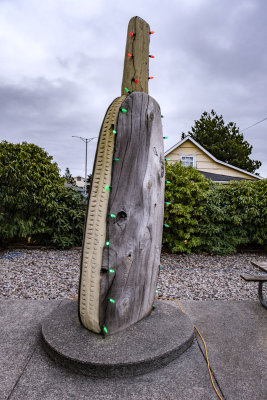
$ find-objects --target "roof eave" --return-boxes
[164,136,263,180]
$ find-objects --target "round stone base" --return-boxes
[41,301,194,378]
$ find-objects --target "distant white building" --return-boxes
[74,176,86,188]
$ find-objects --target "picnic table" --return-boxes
[241,261,267,310]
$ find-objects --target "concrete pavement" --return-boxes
[0,300,266,400]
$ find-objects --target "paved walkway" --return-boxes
[1,300,266,400]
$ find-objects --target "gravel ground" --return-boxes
[0,249,266,301]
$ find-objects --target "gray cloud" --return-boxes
[0,0,266,177]
[0,78,101,174]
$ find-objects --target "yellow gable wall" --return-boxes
[166,140,258,180]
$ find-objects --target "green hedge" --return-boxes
[164,162,267,255]
[1,140,266,254]
[0,141,86,249]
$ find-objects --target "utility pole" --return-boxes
[72,136,97,188]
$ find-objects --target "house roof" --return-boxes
[198,170,251,183]
[165,136,263,180]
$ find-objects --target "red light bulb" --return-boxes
[133,78,139,83]
[148,76,154,79]
[129,32,134,37]
[149,55,155,58]
[128,53,133,58]
[150,31,155,34]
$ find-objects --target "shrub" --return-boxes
[198,180,267,254]
[163,162,211,253]
[0,141,86,248]
[163,162,267,255]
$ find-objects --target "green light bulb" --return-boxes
[121,108,128,113]
[165,158,170,161]
[105,186,111,191]
[109,269,115,274]
[155,289,158,293]
[166,181,170,184]
[109,298,116,304]
[103,325,108,334]
[164,224,169,228]
[113,130,117,134]
[152,304,155,309]
[125,87,131,93]
[113,158,119,161]
[161,115,164,118]
[163,136,168,139]
[106,241,110,246]
[165,202,171,205]
[109,213,116,218]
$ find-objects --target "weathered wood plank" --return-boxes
[251,261,267,273]
[121,16,150,95]
[240,273,267,282]
[99,92,165,334]
[79,17,164,335]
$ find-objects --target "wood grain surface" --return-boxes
[121,16,150,95]
[99,91,165,334]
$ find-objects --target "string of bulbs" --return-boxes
[101,28,171,337]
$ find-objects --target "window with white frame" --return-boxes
[180,155,196,167]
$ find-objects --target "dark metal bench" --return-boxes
[241,262,267,310]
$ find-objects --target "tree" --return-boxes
[0,141,86,248]
[182,110,261,173]
[63,167,76,186]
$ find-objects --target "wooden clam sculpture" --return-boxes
[78,16,165,335]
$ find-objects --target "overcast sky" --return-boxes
[1,0,266,178]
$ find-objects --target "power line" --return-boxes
[240,116,267,132]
